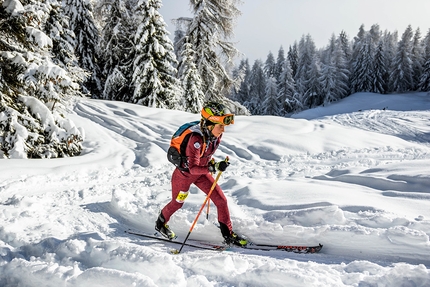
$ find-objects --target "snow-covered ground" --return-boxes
[1,92,430,286]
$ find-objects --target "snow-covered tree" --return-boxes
[411,28,424,90]
[264,51,276,78]
[246,59,266,114]
[64,0,102,96]
[262,77,280,115]
[274,46,285,83]
[368,24,381,49]
[319,36,349,104]
[176,0,241,102]
[303,54,322,108]
[287,43,299,79]
[296,34,321,108]
[1,0,83,158]
[173,28,186,63]
[232,58,251,104]
[277,59,299,114]
[420,58,430,92]
[45,1,87,89]
[130,0,182,108]
[319,62,337,104]
[350,40,373,93]
[338,30,352,65]
[372,41,387,94]
[351,24,366,62]
[418,29,430,92]
[390,25,414,93]
[97,0,134,101]
[179,37,205,113]
[382,30,397,92]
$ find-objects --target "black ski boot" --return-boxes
[224,231,248,247]
[155,213,176,240]
[219,221,248,247]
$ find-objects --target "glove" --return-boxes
[208,159,230,173]
[216,160,230,171]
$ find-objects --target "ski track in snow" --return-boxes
[1,93,430,286]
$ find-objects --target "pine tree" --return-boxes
[351,24,366,61]
[390,25,414,93]
[382,30,397,92]
[338,30,352,66]
[351,40,373,93]
[234,59,251,104]
[420,58,430,92]
[304,54,322,108]
[368,24,381,48]
[64,0,102,96]
[287,43,299,78]
[274,46,285,83]
[246,59,266,114]
[97,0,134,101]
[176,0,241,102]
[173,29,186,63]
[45,2,87,90]
[277,59,299,114]
[333,35,350,99]
[411,28,424,90]
[264,51,276,78]
[130,0,182,109]
[1,0,83,158]
[418,29,430,92]
[296,34,321,108]
[319,62,338,104]
[319,36,349,104]
[372,41,387,94]
[179,37,205,113]
[320,34,337,65]
[262,77,280,115]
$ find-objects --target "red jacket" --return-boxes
[184,132,221,174]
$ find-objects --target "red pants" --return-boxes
[161,168,232,232]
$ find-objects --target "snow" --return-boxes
[26,27,53,49]
[2,0,24,15]
[1,92,430,286]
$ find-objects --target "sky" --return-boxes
[1,91,430,285]
[159,0,430,63]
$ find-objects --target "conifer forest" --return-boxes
[1,0,430,158]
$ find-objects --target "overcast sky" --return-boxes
[159,0,430,64]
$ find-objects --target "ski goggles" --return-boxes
[201,108,235,125]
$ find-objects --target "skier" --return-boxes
[156,102,247,246]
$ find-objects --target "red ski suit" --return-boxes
[161,131,232,232]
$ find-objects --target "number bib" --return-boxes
[176,191,189,203]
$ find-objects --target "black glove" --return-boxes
[216,160,230,171]
[208,159,230,172]
[208,160,216,173]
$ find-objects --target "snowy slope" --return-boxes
[1,92,430,286]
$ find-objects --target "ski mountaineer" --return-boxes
[155,102,248,247]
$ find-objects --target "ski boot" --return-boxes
[155,213,176,240]
[224,231,248,247]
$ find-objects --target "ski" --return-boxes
[244,242,323,253]
[127,229,322,254]
[125,230,226,252]
[194,240,323,254]
[210,222,322,253]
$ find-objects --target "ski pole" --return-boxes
[173,169,223,254]
[206,158,215,220]
[206,196,211,220]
